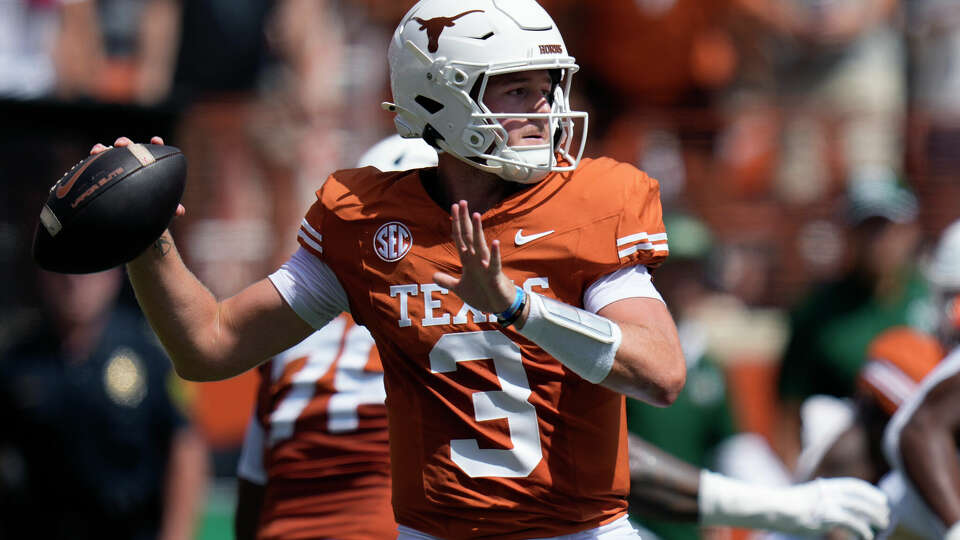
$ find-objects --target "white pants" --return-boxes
[397,515,643,540]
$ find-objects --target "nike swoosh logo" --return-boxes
[55,151,107,199]
[515,229,554,246]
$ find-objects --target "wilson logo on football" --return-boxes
[374,221,413,262]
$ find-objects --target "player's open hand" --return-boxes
[433,200,515,315]
[89,136,185,218]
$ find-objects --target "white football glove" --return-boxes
[699,471,890,539]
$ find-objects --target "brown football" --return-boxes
[32,143,186,273]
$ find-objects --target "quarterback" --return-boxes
[94,1,875,538]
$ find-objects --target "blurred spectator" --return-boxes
[0,0,101,100]
[92,0,181,104]
[579,0,737,204]
[904,1,960,233]
[776,176,929,470]
[726,0,906,205]
[0,268,208,540]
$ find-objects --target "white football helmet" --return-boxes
[926,218,960,344]
[383,0,588,183]
[356,134,439,171]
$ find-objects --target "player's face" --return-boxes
[482,70,553,147]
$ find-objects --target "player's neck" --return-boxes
[426,153,524,214]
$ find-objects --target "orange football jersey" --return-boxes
[253,314,394,540]
[296,157,668,539]
[858,327,944,417]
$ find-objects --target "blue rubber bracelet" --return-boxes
[496,286,525,327]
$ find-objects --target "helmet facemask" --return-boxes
[461,65,588,183]
[383,0,590,184]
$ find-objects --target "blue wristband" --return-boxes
[496,286,526,327]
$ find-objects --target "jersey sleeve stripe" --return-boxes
[300,218,323,243]
[618,242,669,259]
[861,359,918,409]
[298,229,324,255]
[616,231,667,246]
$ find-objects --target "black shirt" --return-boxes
[0,307,186,540]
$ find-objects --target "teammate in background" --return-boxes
[795,327,943,487]
[878,218,960,539]
[234,135,437,540]
[94,1,888,538]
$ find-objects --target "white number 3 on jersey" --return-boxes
[430,331,544,478]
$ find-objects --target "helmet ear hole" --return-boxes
[415,95,445,115]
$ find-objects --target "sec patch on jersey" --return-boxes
[32,143,186,274]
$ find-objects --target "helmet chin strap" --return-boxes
[496,145,552,184]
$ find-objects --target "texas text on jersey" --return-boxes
[294,157,667,539]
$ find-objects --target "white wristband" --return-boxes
[947,521,960,540]
[517,291,621,383]
[699,470,782,528]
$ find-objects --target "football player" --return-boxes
[879,218,960,539]
[234,135,437,540]
[95,1,888,538]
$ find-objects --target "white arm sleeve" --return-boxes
[583,265,664,314]
[236,413,267,485]
[268,248,350,330]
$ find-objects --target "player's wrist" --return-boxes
[495,286,527,327]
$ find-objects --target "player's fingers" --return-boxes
[150,135,164,145]
[822,480,889,526]
[451,204,466,252]
[838,495,889,529]
[472,213,490,261]
[90,143,110,155]
[433,271,460,291]
[114,136,134,147]
[833,512,874,540]
[489,240,503,274]
[458,201,475,254]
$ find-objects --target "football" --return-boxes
[32,143,187,274]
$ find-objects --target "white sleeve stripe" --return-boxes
[618,242,669,258]
[616,231,667,247]
[862,359,919,406]
[298,230,324,253]
[300,219,322,243]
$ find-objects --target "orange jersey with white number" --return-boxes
[253,314,394,540]
[858,327,943,417]
[296,157,668,539]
